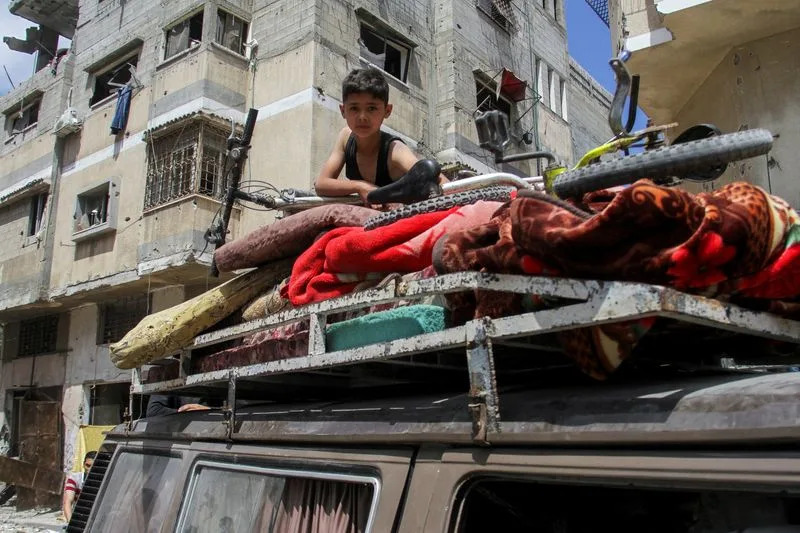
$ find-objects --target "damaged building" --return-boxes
[0,0,612,506]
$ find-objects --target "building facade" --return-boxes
[608,0,800,203]
[0,0,612,476]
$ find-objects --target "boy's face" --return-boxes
[340,92,392,138]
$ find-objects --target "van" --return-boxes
[69,275,800,532]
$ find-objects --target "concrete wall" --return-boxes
[568,58,613,164]
[674,28,800,204]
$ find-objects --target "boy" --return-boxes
[315,67,447,202]
[63,451,96,522]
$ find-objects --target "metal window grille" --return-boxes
[585,0,609,26]
[99,295,149,344]
[145,121,228,209]
[18,315,59,357]
[476,0,518,32]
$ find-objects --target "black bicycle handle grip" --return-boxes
[242,108,258,144]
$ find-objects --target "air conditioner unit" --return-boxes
[53,107,82,138]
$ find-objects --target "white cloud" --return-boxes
[0,0,72,97]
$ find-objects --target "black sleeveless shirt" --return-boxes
[344,131,405,187]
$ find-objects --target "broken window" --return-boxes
[476,78,512,118]
[176,462,375,532]
[18,315,59,357]
[476,0,516,32]
[90,53,139,106]
[145,118,230,209]
[359,23,411,83]
[216,9,249,56]
[165,11,203,60]
[98,294,150,345]
[74,182,110,234]
[28,193,47,236]
[4,98,41,138]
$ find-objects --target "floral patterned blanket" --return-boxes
[434,180,800,379]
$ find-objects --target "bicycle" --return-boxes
[205,55,773,267]
[364,56,773,228]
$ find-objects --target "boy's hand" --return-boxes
[356,181,378,204]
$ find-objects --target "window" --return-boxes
[476,0,516,32]
[18,315,59,357]
[359,23,411,83]
[89,452,182,532]
[548,67,556,111]
[560,78,568,121]
[98,295,149,344]
[535,58,544,100]
[476,79,512,118]
[176,462,376,532]
[145,118,229,209]
[4,98,41,137]
[165,11,203,60]
[73,180,118,241]
[28,193,47,236]
[553,0,560,21]
[90,54,139,106]
[453,478,800,532]
[216,10,248,56]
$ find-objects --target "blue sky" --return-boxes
[566,0,648,132]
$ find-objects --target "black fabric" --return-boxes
[145,395,201,417]
[344,131,405,187]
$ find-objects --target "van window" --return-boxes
[176,462,375,533]
[452,478,800,533]
[90,451,182,532]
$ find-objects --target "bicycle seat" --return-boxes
[367,159,442,204]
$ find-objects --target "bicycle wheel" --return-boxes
[364,186,515,230]
[552,128,773,199]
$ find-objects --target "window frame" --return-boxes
[17,314,60,357]
[3,95,42,141]
[89,52,140,107]
[175,460,381,533]
[475,76,513,119]
[72,178,119,242]
[215,8,249,56]
[143,116,235,211]
[97,294,150,345]
[164,9,204,61]
[476,0,514,33]
[27,192,48,237]
[358,22,413,84]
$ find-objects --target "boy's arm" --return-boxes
[314,128,376,200]
[388,142,450,185]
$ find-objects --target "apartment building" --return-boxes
[0,0,612,488]
[607,0,800,203]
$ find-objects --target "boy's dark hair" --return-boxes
[342,67,390,104]
[84,451,97,461]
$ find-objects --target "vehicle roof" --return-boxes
[110,371,800,447]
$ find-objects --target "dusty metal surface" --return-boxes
[16,400,62,510]
[119,372,800,446]
[133,274,800,443]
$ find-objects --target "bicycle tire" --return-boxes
[552,128,773,199]
[364,186,515,230]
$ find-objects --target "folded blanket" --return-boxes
[214,204,379,272]
[326,304,446,351]
[435,180,800,380]
[287,201,504,306]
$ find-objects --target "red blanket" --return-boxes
[287,201,505,306]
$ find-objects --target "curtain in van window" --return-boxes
[271,478,372,533]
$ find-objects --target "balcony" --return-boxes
[622,0,800,123]
[9,0,78,39]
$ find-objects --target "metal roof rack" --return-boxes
[130,273,800,443]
